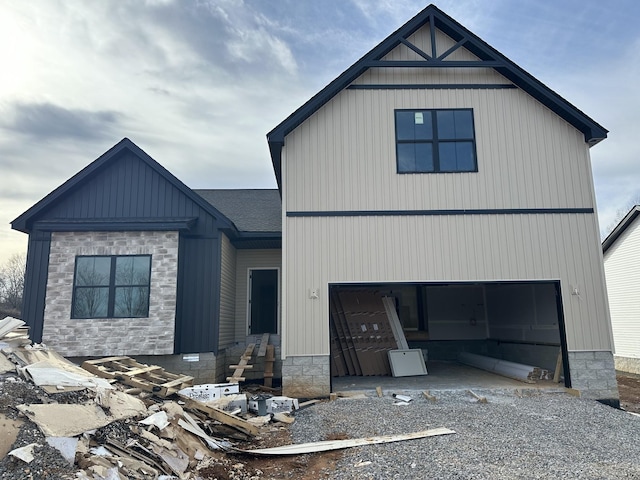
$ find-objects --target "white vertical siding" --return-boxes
[218,234,237,349]
[604,219,640,358]
[234,249,282,341]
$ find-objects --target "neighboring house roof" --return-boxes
[267,3,608,189]
[194,189,281,233]
[602,206,640,254]
[12,138,234,234]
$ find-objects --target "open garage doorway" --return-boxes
[329,281,570,390]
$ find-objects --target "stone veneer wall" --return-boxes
[43,231,179,356]
[614,356,640,375]
[568,351,619,402]
[282,355,330,398]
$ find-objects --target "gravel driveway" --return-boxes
[290,389,640,479]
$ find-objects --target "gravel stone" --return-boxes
[290,389,640,479]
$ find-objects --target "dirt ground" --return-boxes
[0,371,639,479]
[617,371,640,414]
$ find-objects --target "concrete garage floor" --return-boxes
[331,360,564,393]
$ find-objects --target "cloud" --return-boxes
[2,102,122,141]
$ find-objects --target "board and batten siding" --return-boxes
[279,25,610,358]
[282,214,609,356]
[218,233,237,349]
[234,249,282,341]
[604,218,640,359]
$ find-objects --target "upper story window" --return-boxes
[72,255,151,319]
[395,109,477,173]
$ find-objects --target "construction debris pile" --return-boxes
[0,317,307,479]
[0,317,454,479]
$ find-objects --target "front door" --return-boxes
[249,269,278,334]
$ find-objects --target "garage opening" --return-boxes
[329,281,569,389]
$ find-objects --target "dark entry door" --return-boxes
[249,269,278,334]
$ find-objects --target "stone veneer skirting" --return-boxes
[568,351,619,402]
[43,231,179,356]
[281,355,331,398]
[614,355,640,375]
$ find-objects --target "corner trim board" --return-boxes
[286,208,594,218]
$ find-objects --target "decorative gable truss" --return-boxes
[268,5,607,188]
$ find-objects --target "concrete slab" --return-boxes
[331,361,563,393]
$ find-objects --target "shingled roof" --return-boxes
[194,189,281,233]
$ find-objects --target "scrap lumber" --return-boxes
[468,390,488,404]
[256,333,270,357]
[382,297,409,350]
[264,344,275,388]
[178,395,259,437]
[81,356,193,397]
[229,427,456,455]
[553,350,563,383]
[227,344,255,383]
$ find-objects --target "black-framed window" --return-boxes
[395,109,477,173]
[72,255,151,319]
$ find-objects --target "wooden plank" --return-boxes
[228,344,255,383]
[82,356,130,365]
[382,296,409,349]
[256,333,270,357]
[264,344,275,388]
[179,395,258,437]
[553,350,563,383]
[122,365,163,377]
[231,428,456,455]
[229,365,253,370]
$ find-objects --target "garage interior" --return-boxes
[329,281,570,391]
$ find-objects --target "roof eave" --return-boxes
[267,4,608,188]
[602,206,640,253]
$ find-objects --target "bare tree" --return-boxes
[604,193,640,237]
[0,253,26,312]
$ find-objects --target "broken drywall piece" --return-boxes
[95,388,147,419]
[8,443,40,463]
[18,403,112,437]
[18,390,145,437]
[0,317,25,338]
[231,427,456,455]
[45,437,78,464]
[0,413,23,459]
[139,410,170,430]
[24,361,113,390]
[0,352,15,374]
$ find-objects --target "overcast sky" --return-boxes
[1,0,638,264]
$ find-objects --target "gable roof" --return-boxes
[267,3,608,188]
[194,189,281,233]
[12,138,234,233]
[602,206,640,254]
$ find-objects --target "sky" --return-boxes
[1,0,639,264]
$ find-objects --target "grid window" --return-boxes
[72,255,151,318]
[395,109,477,173]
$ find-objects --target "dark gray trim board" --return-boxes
[347,84,517,90]
[287,208,594,218]
[33,217,198,232]
[602,205,640,253]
